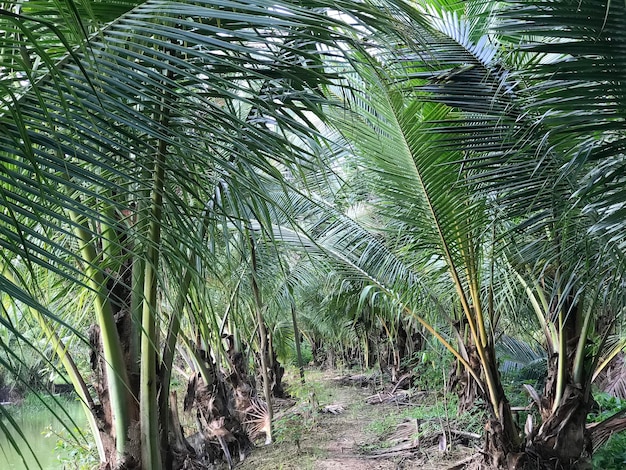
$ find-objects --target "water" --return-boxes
[0,397,89,470]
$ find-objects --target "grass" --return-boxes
[284,369,334,405]
[363,391,486,450]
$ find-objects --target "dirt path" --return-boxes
[237,372,473,470]
[309,381,399,470]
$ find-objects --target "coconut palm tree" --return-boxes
[314,0,626,468]
[0,0,384,467]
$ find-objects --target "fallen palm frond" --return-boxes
[366,439,422,457]
[243,397,272,445]
[320,404,345,414]
[365,390,419,405]
[333,374,380,388]
[595,352,626,399]
[387,418,421,445]
[273,397,297,410]
[364,418,481,460]
[587,409,626,452]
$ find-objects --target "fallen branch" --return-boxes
[390,373,412,394]
[449,429,481,440]
[333,374,377,387]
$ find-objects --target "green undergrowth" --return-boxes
[239,368,344,470]
[362,392,486,453]
[283,369,333,404]
[48,425,99,470]
[589,393,626,470]
[253,367,626,469]
[273,368,333,450]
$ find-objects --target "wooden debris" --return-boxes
[333,373,377,387]
[366,439,420,457]
[438,433,447,451]
[364,418,482,461]
[387,418,420,444]
[449,429,481,441]
[390,373,412,394]
[365,390,412,405]
[320,404,345,414]
[445,454,479,470]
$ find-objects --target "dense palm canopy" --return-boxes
[0,0,625,469]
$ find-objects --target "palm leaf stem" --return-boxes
[402,305,484,392]
[465,232,488,346]
[219,271,247,336]
[32,309,106,461]
[139,40,179,465]
[68,208,131,457]
[130,166,151,380]
[130,244,144,379]
[399,130,499,416]
[572,300,594,385]
[375,77,501,414]
[139,108,168,470]
[290,292,305,384]
[180,333,213,385]
[592,335,626,384]
[160,261,193,394]
[159,203,214,450]
[99,198,122,265]
[514,270,555,354]
[554,309,567,412]
[488,224,497,329]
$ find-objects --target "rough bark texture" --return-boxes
[450,344,482,413]
[269,346,287,399]
[470,363,593,469]
[516,380,593,470]
[183,355,254,468]
[89,324,117,469]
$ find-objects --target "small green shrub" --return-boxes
[590,393,626,470]
[48,426,99,470]
[285,374,331,405]
[273,413,306,451]
[593,433,626,470]
[365,412,400,436]
[408,349,453,392]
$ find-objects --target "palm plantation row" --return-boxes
[0,0,624,468]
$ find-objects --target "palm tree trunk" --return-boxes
[140,135,167,470]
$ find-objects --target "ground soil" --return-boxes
[237,370,475,470]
